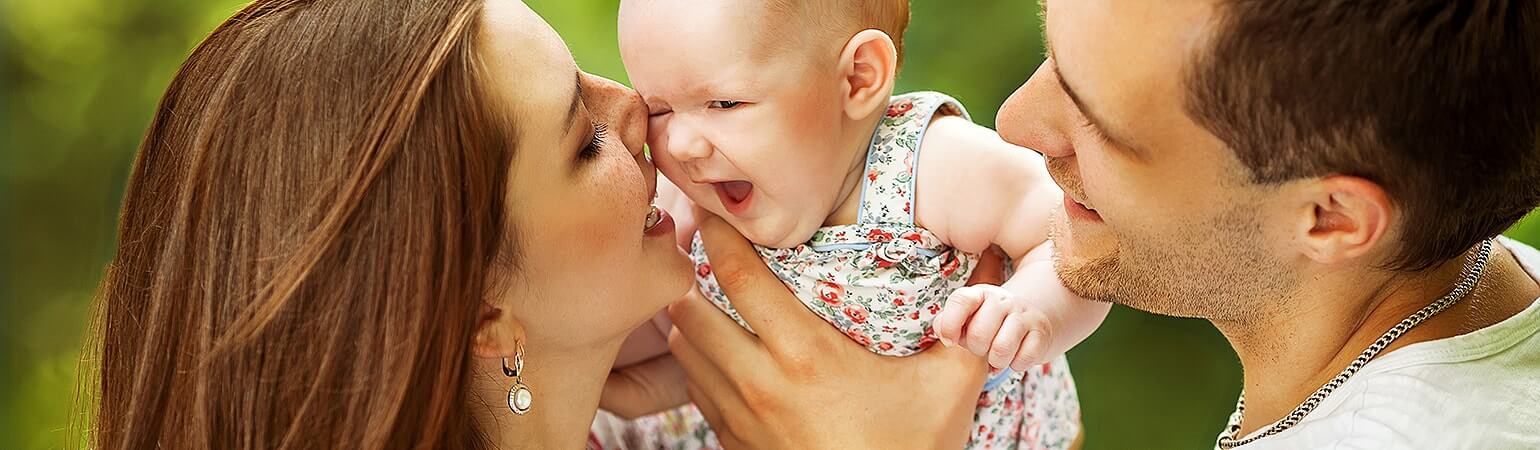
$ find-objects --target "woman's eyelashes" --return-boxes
[581,122,609,160]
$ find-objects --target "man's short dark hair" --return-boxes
[1186,1,1540,270]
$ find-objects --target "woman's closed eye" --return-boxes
[581,122,609,160]
[707,100,745,110]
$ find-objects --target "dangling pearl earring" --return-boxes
[503,344,533,415]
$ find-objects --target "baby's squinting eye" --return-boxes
[708,100,744,110]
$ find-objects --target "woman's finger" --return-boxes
[684,381,748,450]
[696,215,833,352]
[666,288,769,368]
[686,380,747,450]
[666,327,748,414]
[905,343,992,449]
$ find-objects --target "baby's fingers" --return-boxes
[987,314,1030,369]
[961,298,1009,357]
[934,286,987,347]
[1009,315,1054,371]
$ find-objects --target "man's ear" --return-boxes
[472,300,526,359]
[837,29,899,121]
[1291,175,1393,265]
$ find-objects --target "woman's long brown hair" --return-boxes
[84,0,513,447]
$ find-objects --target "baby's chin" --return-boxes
[730,214,819,249]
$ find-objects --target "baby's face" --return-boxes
[619,0,864,248]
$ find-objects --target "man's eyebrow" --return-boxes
[564,71,582,131]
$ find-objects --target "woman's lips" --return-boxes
[644,205,674,237]
[712,181,754,215]
[1063,193,1103,223]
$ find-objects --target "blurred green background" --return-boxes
[3,1,1538,449]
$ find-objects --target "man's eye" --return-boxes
[708,100,744,110]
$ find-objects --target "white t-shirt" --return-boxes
[1226,236,1540,450]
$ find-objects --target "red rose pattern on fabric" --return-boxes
[617,93,1081,450]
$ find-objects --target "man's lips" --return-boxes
[1063,192,1103,223]
[712,181,754,215]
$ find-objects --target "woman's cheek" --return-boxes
[611,147,649,209]
[580,152,646,254]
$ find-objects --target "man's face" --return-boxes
[997,0,1298,322]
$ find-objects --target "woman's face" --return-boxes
[479,0,693,350]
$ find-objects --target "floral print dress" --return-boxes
[603,92,1082,450]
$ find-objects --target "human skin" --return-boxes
[667,216,997,449]
[463,1,695,448]
[1000,0,1540,436]
[650,0,1539,446]
[613,0,1108,378]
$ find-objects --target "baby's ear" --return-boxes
[838,29,898,121]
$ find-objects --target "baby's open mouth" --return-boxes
[712,181,754,214]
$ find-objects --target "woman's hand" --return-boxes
[666,216,1002,449]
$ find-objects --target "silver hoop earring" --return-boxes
[503,344,533,415]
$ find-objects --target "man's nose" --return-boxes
[996,62,1076,159]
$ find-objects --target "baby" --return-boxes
[608,0,1111,448]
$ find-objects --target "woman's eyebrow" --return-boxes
[564,71,582,131]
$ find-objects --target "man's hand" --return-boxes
[666,215,1005,449]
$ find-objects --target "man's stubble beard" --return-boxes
[1048,200,1297,326]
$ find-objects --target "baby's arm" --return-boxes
[915,116,1111,370]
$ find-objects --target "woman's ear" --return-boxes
[838,29,899,121]
[473,300,526,358]
[1291,175,1394,265]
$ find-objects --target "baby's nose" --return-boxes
[663,121,714,162]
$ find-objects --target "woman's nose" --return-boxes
[997,62,1076,159]
[580,72,648,158]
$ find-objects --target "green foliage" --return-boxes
[3,1,1537,449]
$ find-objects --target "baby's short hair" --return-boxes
[763,0,911,67]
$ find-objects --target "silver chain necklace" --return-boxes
[1216,239,1494,449]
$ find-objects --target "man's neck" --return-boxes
[1217,241,1539,436]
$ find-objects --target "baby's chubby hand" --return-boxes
[932,284,1055,371]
